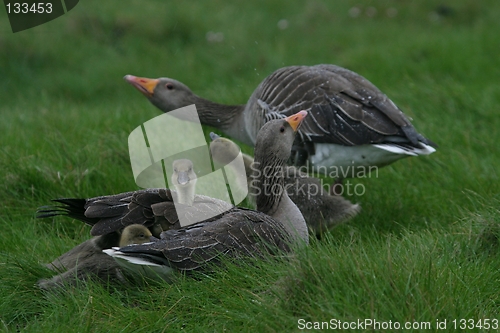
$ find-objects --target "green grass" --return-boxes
[1,0,500,331]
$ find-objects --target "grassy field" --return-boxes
[1,0,500,331]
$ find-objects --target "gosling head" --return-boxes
[209,132,241,166]
[119,224,153,247]
[171,159,197,206]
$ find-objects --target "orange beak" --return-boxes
[124,75,159,97]
[285,110,308,131]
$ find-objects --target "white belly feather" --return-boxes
[309,143,435,178]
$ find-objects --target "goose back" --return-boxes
[116,208,291,272]
[37,188,233,238]
[244,65,433,148]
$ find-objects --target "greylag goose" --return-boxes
[103,111,309,279]
[209,133,360,236]
[38,224,153,290]
[125,65,436,177]
[36,189,234,238]
[36,159,210,236]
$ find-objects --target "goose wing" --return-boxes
[115,208,291,271]
[37,189,236,237]
[37,189,180,236]
[252,65,434,148]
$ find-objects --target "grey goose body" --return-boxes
[36,159,222,237]
[125,64,436,176]
[37,188,233,239]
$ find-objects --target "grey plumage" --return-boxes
[37,189,179,238]
[110,209,292,273]
[37,224,153,290]
[36,188,234,238]
[209,133,360,236]
[36,157,228,236]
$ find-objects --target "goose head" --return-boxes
[254,111,308,166]
[119,224,153,247]
[171,159,197,206]
[124,75,196,113]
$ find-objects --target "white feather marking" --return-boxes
[310,142,435,176]
[103,248,175,282]
[373,143,436,156]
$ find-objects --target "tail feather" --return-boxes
[373,142,436,156]
[36,198,97,225]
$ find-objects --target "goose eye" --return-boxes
[279,126,285,133]
[165,83,174,90]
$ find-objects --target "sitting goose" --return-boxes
[125,65,436,178]
[103,111,309,279]
[38,224,153,290]
[36,159,206,237]
[209,133,360,236]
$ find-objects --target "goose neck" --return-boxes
[193,96,253,145]
[253,158,286,216]
[192,96,241,128]
[253,153,308,243]
[175,183,196,206]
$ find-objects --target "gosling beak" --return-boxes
[285,110,308,132]
[177,171,190,186]
[209,132,221,141]
[124,75,159,97]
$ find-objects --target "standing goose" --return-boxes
[209,133,360,236]
[125,65,436,177]
[38,224,153,290]
[103,111,309,279]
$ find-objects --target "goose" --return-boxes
[125,65,436,179]
[36,159,206,237]
[38,224,153,290]
[209,133,360,236]
[102,111,309,280]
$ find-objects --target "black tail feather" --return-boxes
[36,198,97,225]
